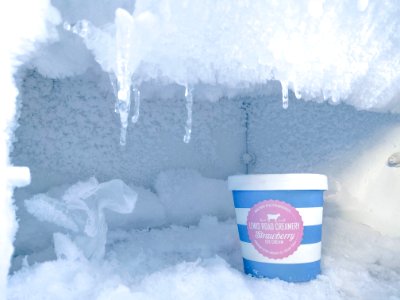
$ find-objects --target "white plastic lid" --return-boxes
[228,173,328,191]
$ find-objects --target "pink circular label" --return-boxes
[247,200,304,259]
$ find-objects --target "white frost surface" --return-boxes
[8,215,400,300]
[0,0,59,298]
[33,0,400,112]
[27,0,400,144]
[10,171,400,299]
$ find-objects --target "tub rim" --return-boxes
[228,173,328,191]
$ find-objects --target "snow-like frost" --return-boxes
[8,215,400,300]
[36,1,400,143]
[0,0,60,297]
[33,0,400,113]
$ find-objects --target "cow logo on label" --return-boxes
[247,199,303,259]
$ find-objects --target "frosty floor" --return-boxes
[8,215,400,300]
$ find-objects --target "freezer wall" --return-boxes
[11,67,400,195]
[11,68,246,194]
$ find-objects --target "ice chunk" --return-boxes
[183,85,194,143]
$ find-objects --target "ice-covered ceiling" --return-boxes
[33,0,400,102]
[26,0,400,144]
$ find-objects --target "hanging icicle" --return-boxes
[108,72,119,113]
[292,82,302,99]
[131,87,141,124]
[64,10,135,146]
[115,9,134,146]
[183,85,194,144]
[116,99,131,146]
[281,80,289,109]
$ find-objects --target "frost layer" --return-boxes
[41,0,400,112]
[8,216,400,300]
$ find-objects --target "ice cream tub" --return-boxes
[228,173,328,282]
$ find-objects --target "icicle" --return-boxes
[117,100,130,146]
[294,89,302,100]
[115,9,133,104]
[108,73,119,113]
[281,80,289,109]
[115,9,134,146]
[183,85,194,144]
[131,88,141,123]
[64,10,136,146]
[292,82,302,99]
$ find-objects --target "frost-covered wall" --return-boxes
[13,68,400,194]
[12,68,246,193]
[12,66,400,242]
[247,90,400,175]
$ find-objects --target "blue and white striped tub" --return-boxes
[228,174,328,282]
